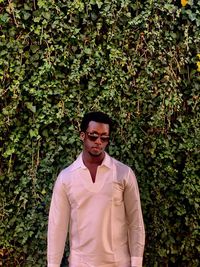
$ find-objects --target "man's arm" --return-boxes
[47,172,70,267]
[124,168,145,267]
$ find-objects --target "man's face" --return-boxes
[81,121,110,157]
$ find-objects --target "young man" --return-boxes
[47,111,145,267]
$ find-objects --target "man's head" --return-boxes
[80,112,112,157]
[80,111,112,134]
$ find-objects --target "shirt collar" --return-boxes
[71,152,112,171]
[101,152,112,169]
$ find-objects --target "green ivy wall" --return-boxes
[0,0,199,266]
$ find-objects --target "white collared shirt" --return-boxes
[48,153,145,267]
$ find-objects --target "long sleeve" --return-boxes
[47,172,70,267]
[124,168,145,267]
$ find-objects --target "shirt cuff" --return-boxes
[131,256,143,267]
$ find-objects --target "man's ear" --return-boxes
[80,132,85,142]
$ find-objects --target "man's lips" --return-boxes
[92,147,101,150]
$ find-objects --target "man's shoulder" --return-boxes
[59,163,74,176]
[61,161,79,174]
[58,155,82,180]
[109,155,136,184]
[111,155,130,170]
[109,155,132,177]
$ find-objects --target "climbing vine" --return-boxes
[0,0,199,266]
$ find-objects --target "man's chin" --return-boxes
[89,151,103,157]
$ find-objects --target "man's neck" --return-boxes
[82,151,105,166]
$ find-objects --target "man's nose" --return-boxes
[95,136,102,144]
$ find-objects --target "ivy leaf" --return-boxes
[25,102,36,113]
[0,13,9,23]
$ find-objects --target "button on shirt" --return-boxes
[48,153,145,267]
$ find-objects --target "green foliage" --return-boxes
[0,0,199,266]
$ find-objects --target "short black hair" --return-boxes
[80,111,113,133]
